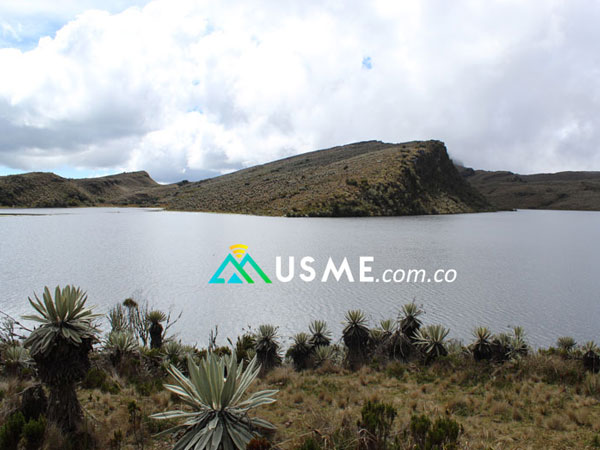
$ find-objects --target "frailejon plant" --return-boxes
[414,325,450,362]
[491,332,512,362]
[23,285,100,432]
[583,341,600,373]
[379,319,395,336]
[398,302,424,341]
[507,326,529,359]
[107,303,129,333]
[308,320,332,347]
[234,333,256,363]
[343,310,370,370]
[471,326,492,361]
[162,340,186,370]
[369,320,394,350]
[288,332,313,371]
[369,328,386,348]
[255,325,282,374]
[2,344,31,376]
[151,351,277,450]
[105,330,138,367]
[147,310,167,349]
[379,317,413,361]
[313,345,336,368]
[557,336,577,354]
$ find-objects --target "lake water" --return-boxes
[0,208,599,349]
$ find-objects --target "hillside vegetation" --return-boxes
[166,140,491,216]
[0,171,175,208]
[458,166,600,211]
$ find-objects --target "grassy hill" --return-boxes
[165,140,491,216]
[0,171,175,208]
[457,166,600,211]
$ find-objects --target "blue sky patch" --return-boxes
[362,56,372,70]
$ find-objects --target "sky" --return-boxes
[0,0,599,182]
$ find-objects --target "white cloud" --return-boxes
[0,0,599,181]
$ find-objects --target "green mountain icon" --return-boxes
[209,253,272,284]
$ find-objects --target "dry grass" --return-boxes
[245,358,600,449]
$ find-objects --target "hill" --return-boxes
[0,171,175,208]
[0,141,492,216]
[165,140,491,216]
[457,166,600,211]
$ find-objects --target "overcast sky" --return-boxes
[0,0,599,182]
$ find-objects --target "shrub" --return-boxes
[359,400,397,450]
[82,367,120,394]
[82,367,107,389]
[133,377,163,396]
[409,414,431,449]
[427,418,461,449]
[21,416,46,450]
[0,411,26,450]
[409,414,462,450]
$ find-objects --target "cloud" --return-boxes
[0,0,599,182]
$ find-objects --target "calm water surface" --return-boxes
[1,208,599,348]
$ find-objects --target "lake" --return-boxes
[1,207,599,349]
